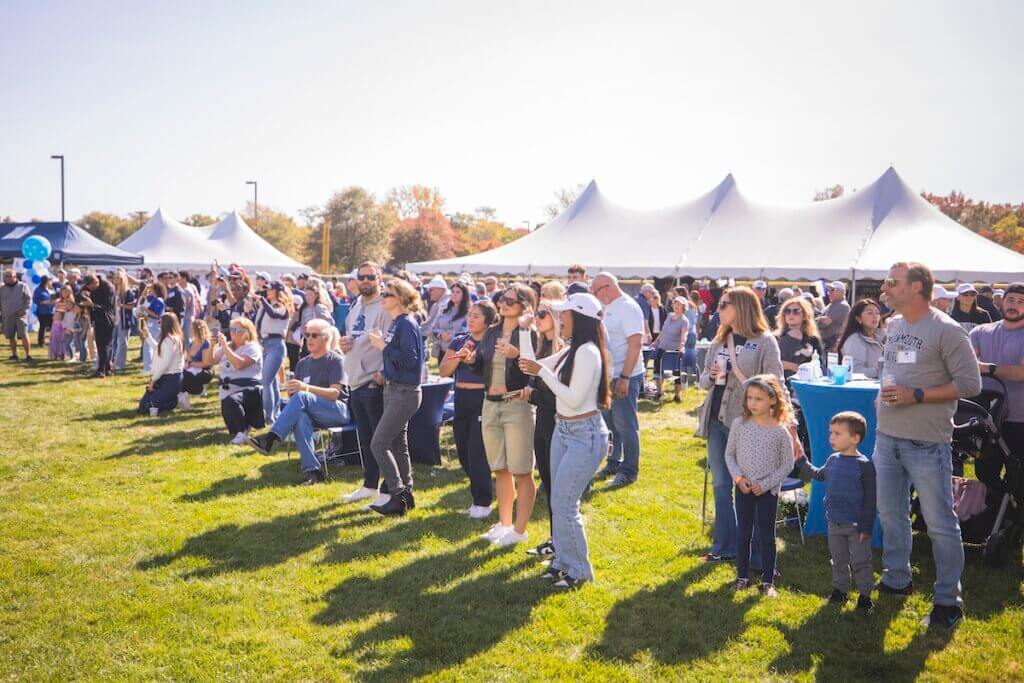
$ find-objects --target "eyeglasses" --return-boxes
[357,274,377,281]
[304,332,322,339]
[229,327,245,334]
[882,278,899,287]
[783,307,803,315]
[536,310,550,320]
[499,296,522,306]
[718,300,732,310]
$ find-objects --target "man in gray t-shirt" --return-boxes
[816,281,851,351]
[874,262,981,630]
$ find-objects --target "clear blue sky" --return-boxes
[2,0,1021,227]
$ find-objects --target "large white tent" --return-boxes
[410,167,1024,281]
[118,209,310,275]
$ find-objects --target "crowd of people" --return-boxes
[2,257,1021,615]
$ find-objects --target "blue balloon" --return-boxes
[22,259,33,271]
[21,235,53,261]
[31,274,42,285]
[31,303,38,315]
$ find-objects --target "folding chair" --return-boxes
[776,477,806,544]
[312,418,362,481]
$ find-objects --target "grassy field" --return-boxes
[1,349,1022,682]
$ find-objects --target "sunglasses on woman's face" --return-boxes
[304,332,322,339]
[718,300,732,310]
[783,307,803,315]
[500,296,521,306]
[229,327,245,334]
[536,310,550,320]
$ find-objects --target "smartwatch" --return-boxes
[913,388,925,404]
[987,364,998,377]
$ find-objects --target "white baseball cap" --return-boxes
[425,276,449,291]
[931,285,956,301]
[552,293,603,320]
[752,280,767,290]
[640,283,656,293]
[828,280,847,293]
[956,283,977,295]
[995,289,1006,297]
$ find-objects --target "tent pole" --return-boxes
[850,269,857,301]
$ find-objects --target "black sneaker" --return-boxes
[248,432,279,456]
[595,465,620,479]
[856,594,874,611]
[876,580,914,596]
[921,604,963,630]
[553,575,587,590]
[761,583,779,598]
[541,567,568,581]
[298,469,325,486]
[608,473,636,488]
[828,589,848,605]
[733,578,750,591]
[700,553,735,563]
[526,540,555,557]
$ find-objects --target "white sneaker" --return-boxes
[494,529,528,547]
[177,393,191,410]
[480,523,512,542]
[364,493,391,510]
[467,505,492,519]
[230,431,249,445]
[343,487,378,503]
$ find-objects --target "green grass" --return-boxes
[1,348,1022,681]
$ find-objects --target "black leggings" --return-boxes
[181,369,213,395]
[453,388,493,507]
[36,313,53,346]
[735,488,779,585]
[534,408,556,535]
[220,388,265,435]
[286,342,300,371]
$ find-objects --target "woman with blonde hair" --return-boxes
[215,316,265,444]
[367,277,425,516]
[110,269,138,371]
[137,312,185,416]
[540,280,567,301]
[696,286,785,564]
[774,296,825,378]
[179,318,215,406]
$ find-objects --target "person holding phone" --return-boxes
[213,317,265,445]
[467,283,540,546]
[256,281,295,423]
[137,312,185,416]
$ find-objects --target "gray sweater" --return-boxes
[724,418,794,495]
[879,308,982,443]
[840,331,885,378]
[696,332,786,436]
[0,281,32,319]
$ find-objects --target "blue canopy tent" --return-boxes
[0,222,143,266]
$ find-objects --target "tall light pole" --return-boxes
[521,220,531,232]
[50,155,65,222]
[246,180,257,224]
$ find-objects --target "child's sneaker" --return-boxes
[732,578,750,591]
[828,589,848,605]
[856,594,874,611]
[761,583,779,598]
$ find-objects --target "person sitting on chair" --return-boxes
[249,318,350,486]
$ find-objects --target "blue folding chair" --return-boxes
[776,477,807,544]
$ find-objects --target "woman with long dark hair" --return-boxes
[137,312,185,416]
[367,278,425,516]
[467,283,539,547]
[519,293,611,588]
[256,281,295,422]
[837,298,885,378]
[522,299,564,557]
[950,283,992,332]
[440,298,498,519]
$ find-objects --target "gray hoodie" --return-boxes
[0,281,32,320]
[343,295,391,389]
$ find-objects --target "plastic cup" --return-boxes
[881,373,897,406]
[832,365,848,385]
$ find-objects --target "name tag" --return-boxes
[303,376,312,384]
[385,333,394,343]
[897,351,916,364]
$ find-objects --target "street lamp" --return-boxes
[521,220,531,232]
[246,180,257,224]
[50,155,65,222]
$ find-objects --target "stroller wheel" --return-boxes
[984,532,1008,567]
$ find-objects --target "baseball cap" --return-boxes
[640,283,656,293]
[956,283,977,295]
[752,280,767,290]
[828,280,847,293]
[994,288,1006,297]
[69,268,82,275]
[269,281,285,293]
[931,285,956,301]
[552,293,603,320]
[426,276,449,291]
[255,271,271,282]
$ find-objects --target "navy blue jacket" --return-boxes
[383,313,423,385]
[797,453,876,530]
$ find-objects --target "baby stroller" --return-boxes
[914,377,1022,566]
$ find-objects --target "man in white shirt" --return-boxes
[591,272,645,486]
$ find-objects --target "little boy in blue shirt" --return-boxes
[796,411,876,610]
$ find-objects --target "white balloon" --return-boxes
[32,260,49,276]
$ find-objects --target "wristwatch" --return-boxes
[913,388,925,404]
[987,364,998,377]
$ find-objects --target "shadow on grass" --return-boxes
[178,458,305,501]
[105,425,227,459]
[136,503,348,578]
[313,544,542,682]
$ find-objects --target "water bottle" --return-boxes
[810,350,822,380]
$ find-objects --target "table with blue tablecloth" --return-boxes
[790,378,883,546]
[408,377,454,465]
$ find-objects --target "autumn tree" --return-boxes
[182,213,215,227]
[76,211,147,246]
[450,208,526,256]
[544,183,587,219]
[306,187,396,272]
[922,190,1024,253]
[387,185,446,220]
[240,202,310,263]
[389,209,457,267]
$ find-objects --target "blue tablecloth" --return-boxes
[408,377,453,465]
[791,379,883,546]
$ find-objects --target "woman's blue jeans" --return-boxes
[262,337,286,423]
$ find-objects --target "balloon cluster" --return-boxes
[21,236,53,288]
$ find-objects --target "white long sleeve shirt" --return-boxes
[144,335,185,378]
[537,342,603,416]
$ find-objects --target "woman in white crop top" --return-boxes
[519,293,610,589]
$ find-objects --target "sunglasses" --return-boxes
[536,310,550,320]
[783,307,803,315]
[357,274,377,281]
[718,300,732,310]
[304,332,322,339]
[882,278,899,287]
[500,296,522,306]
[229,327,245,334]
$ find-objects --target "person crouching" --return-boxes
[137,313,185,416]
[215,317,265,444]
